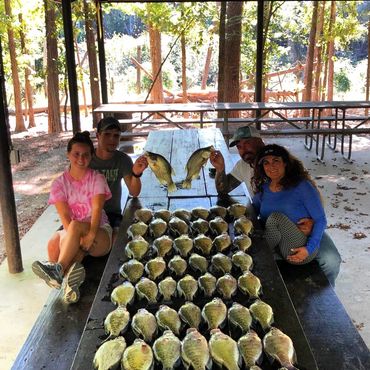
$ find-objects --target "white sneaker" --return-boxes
[63,262,86,304]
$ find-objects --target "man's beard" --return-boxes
[242,152,255,165]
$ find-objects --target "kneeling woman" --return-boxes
[252,144,326,265]
[32,131,112,303]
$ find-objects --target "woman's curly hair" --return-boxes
[251,144,315,194]
[67,131,94,155]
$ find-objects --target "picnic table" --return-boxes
[14,128,370,370]
[94,101,370,162]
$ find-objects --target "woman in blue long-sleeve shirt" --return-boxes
[252,144,327,265]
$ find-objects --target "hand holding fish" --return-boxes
[287,246,309,263]
[210,150,225,172]
[132,155,148,177]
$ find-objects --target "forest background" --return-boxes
[0,0,369,264]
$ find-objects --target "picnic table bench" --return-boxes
[14,128,370,370]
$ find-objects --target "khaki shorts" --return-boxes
[101,223,113,249]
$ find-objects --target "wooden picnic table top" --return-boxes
[70,127,369,369]
[94,100,370,115]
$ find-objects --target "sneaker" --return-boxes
[32,261,63,289]
[63,262,86,304]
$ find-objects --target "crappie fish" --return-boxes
[177,274,198,301]
[238,271,262,298]
[209,216,229,235]
[132,308,157,343]
[172,208,192,222]
[182,145,215,189]
[181,328,211,370]
[169,216,189,236]
[198,272,217,297]
[135,277,158,304]
[201,297,227,330]
[153,330,181,370]
[104,306,130,339]
[127,221,148,239]
[145,151,177,192]
[111,281,135,307]
[93,336,126,370]
[227,203,247,219]
[144,257,166,281]
[134,208,153,224]
[232,251,253,272]
[263,327,298,370]
[158,276,177,301]
[174,234,193,258]
[216,273,237,300]
[155,305,181,335]
[209,329,241,370]
[153,208,172,223]
[153,235,173,257]
[233,234,252,252]
[125,236,149,261]
[191,206,210,220]
[212,232,232,253]
[189,253,209,274]
[191,218,209,235]
[168,255,188,277]
[149,217,167,238]
[179,301,202,330]
[194,234,213,255]
[249,299,274,331]
[228,302,252,334]
[121,338,154,370]
[234,216,253,235]
[119,259,144,283]
[238,330,263,368]
[211,253,232,274]
[209,205,227,219]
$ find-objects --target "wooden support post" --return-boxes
[0,38,23,273]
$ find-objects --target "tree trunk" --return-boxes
[327,1,336,103]
[83,0,101,127]
[303,1,318,104]
[148,22,164,107]
[45,0,61,133]
[74,37,88,117]
[4,0,26,132]
[181,33,189,118]
[224,1,243,118]
[19,14,35,128]
[313,1,325,101]
[201,46,212,90]
[136,45,142,95]
[217,1,227,119]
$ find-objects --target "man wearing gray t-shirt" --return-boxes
[90,117,148,236]
[209,126,341,287]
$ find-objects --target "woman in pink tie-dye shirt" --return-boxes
[32,131,112,304]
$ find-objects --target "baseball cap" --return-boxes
[229,126,261,147]
[97,117,121,133]
[256,144,289,164]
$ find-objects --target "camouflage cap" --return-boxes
[229,126,261,147]
[97,117,121,133]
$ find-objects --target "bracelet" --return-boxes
[132,171,142,178]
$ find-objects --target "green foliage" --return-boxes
[334,68,351,93]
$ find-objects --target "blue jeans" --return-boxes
[314,231,342,287]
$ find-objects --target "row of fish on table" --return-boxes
[93,204,300,370]
[144,145,215,192]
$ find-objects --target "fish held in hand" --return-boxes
[182,146,215,189]
[144,151,177,192]
[93,336,126,370]
[263,327,298,370]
